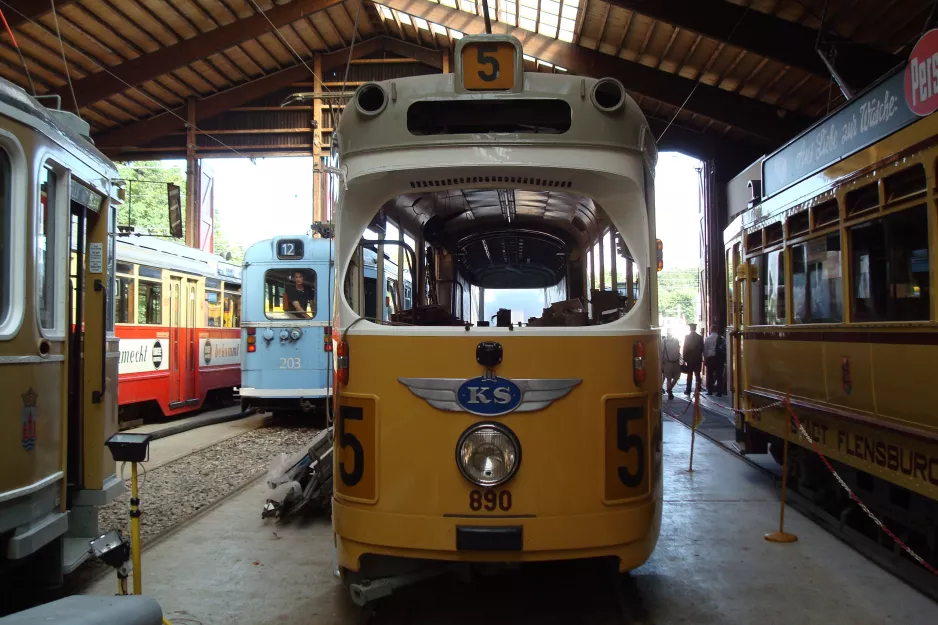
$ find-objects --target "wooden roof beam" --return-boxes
[92,36,437,153]
[49,0,346,110]
[376,0,811,142]
[602,0,901,89]
[2,0,77,28]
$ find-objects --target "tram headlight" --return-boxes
[456,423,521,487]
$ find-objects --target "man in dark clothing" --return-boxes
[284,270,314,318]
[682,323,704,395]
[703,325,724,396]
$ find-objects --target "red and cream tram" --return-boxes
[111,236,242,427]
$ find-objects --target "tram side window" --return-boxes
[0,149,9,325]
[266,269,316,319]
[205,278,222,327]
[115,276,135,324]
[224,287,241,328]
[137,280,162,324]
[38,167,57,329]
[750,250,785,325]
[850,205,930,322]
[791,234,842,323]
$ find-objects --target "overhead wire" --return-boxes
[49,0,79,113]
[0,0,263,160]
[323,0,365,430]
[0,6,36,95]
[240,0,367,428]
[655,5,753,145]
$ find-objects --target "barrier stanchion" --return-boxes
[688,386,700,472]
[765,392,798,543]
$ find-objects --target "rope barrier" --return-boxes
[783,399,938,577]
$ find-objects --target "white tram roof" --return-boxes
[0,78,118,191]
[117,236,241,283]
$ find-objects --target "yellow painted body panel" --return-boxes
[0,93,120,574]
[0,361,66,493]
[748,405,938,500]
[727,108,938,502]
[333,333,662,572]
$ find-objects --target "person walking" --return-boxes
[703,325,721,396]
[660,330,681,400]
[682,323,703,396]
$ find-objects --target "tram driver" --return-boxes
[284,270,315,319]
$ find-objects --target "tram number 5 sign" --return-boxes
[336,398,376,501]
[461,42,515,91]
[604,400,650,501]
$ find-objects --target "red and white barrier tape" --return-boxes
[784,400,938,577]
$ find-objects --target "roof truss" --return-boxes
[377,0,811,143]
[603,0,901,89]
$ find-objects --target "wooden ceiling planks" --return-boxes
[0,0,929,159]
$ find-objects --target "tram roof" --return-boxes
[0,78,117,184]
[117,236,242,282]
[0,1,921,165]
[334,72,654,160]
[244,235,335,264]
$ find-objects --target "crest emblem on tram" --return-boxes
[399,375,581,416]
[21,388,38,451]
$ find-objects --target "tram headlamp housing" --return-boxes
[456,423,521,487]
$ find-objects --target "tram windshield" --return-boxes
[265,268,317,319]
[343,187,643,328]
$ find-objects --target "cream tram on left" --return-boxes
[0,79,122,583]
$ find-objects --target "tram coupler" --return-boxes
[262,427,333,518]
[348,570,442,606]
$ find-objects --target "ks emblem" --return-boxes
[399,375,581,416]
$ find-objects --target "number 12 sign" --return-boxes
[461,41,516,91]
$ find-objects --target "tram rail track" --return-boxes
[54,414,323,598]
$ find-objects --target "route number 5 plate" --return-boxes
[461,41,515,90]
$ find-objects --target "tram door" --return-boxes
[169,277,199,407]
[727,241,744,438]
[65,191,107,489]
[66,203,88,485]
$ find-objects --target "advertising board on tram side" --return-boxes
[762,29,938,198]
[749,407,938,501]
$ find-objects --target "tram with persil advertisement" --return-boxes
[725,28,938,578]
[329,34,662,602]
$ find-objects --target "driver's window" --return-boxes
[265,268,317,319]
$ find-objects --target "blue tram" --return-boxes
[239,235,334,416]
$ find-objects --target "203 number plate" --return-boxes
[469,489,512,512]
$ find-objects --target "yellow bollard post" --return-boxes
[765,395,798,543]
[130,462,143,595]
[688,387,700,472]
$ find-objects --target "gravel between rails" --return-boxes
[98,423,320,546]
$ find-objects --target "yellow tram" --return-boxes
[726,62,938,569]
[0,79,122,582]
[331,35,662,597]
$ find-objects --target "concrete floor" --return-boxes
[122,409,268,470]
[87,419,937,624]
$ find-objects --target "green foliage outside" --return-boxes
[117,162,186,237]
[657,267,698,320]
[117,161,242,265]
